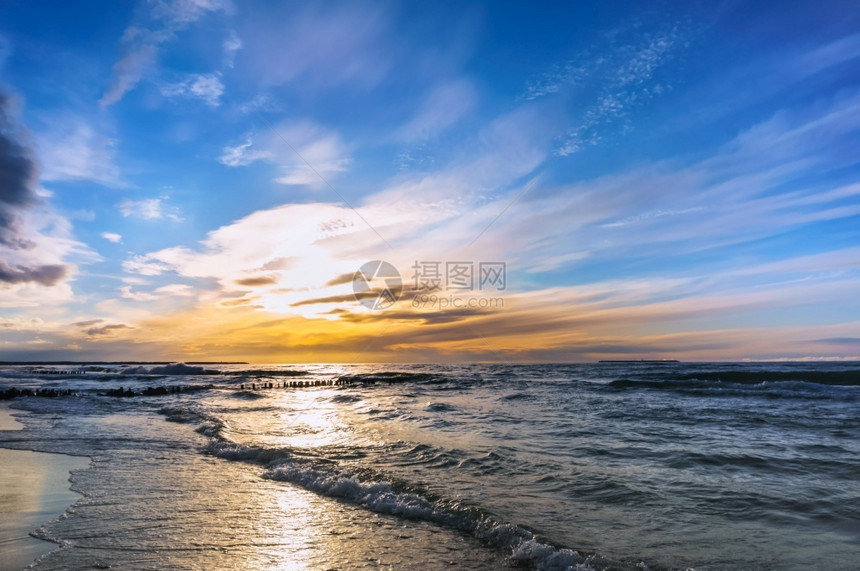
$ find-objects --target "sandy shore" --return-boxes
[0,404,23,431]
[0,406,89,570]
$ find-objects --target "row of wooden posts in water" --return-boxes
[1,377,374,400]
[240,377,361,390]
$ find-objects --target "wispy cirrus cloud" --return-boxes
[395,78,477,142]
[218,134,272,166]
[119,197,183,221]
[240,2,393,89]
[219,121,351,187]
[222,30,242,68]
[161,73,225,107]
[36,115,123,186]
[100,0,230,106]
[519,20,688,155]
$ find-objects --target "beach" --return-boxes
[0,405,89,570]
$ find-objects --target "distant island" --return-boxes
[598,360,680,363]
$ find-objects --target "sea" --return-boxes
[0,362,858,570]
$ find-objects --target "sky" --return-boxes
[0,0,859,363]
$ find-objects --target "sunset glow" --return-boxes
[1,2,858,362]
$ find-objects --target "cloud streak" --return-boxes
[100,0,230,106]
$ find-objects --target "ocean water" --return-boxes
[0,362,858,570]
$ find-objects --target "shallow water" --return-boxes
[0,447,88,570]
[1,362,858,569]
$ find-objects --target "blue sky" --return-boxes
[0,0,859,362]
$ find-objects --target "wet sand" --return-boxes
[0,405,23,431]
[1,406,89,570]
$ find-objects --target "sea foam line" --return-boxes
[204,439,595,571]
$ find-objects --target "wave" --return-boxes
[229,390,268,400]
[499,392,534,401]
[425,402,456,412]
[121,363,221,376]
[203,439,596,570]
[679,370,860,386]
[608,371,860,396]
[233,369,309,377]
[335,372,440,385]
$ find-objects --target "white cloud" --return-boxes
[155,284,194,296]
[119,282,194,302]
[100,39,159,107]
[37,117,122,186]
[223,30,242,68]
[101,232,123,243]
[238,94,280,114]
[120,285,158,302]
[271,123,352,186]
[219,122,351,187]
[119,198,183,221]
[219,135,272,166]
[162,73,225,107]
[101,0,230,106]
[519,24,685,155]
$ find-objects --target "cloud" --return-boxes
[100,0,230,106]
[220,122,351,187]
[72,319,103,327]
[396,78,477,141]
[101,232,123,243]
[223,30,242,68]
[162,73,225,107]
[235,276,277,286]
[83,323,132,337]
[36,116,122,186]
[0,94,38,250]
[100,36,159,106]
[518,22,686,156]
[241,3,393,89]
[0,261,67,286]
[155,283,194,296]
[119,198,183,221]
[219,134,272,166]
[0,88,75,290]
[119,283,194,302]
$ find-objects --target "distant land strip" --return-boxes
[0,361,249,366]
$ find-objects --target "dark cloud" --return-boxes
[331,307,492,325]
[220,297,255,307]
[0,89,39,250]
[290,291,377,307]
[234,276,277,286]
[73,319,105,328]
[0,87,70,287]
[84,324,132,337]
[0,261,67,286]
[326,272,356,286]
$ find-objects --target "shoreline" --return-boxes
[1,405,90,569]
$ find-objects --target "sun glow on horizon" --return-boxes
[0,2,858,363]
